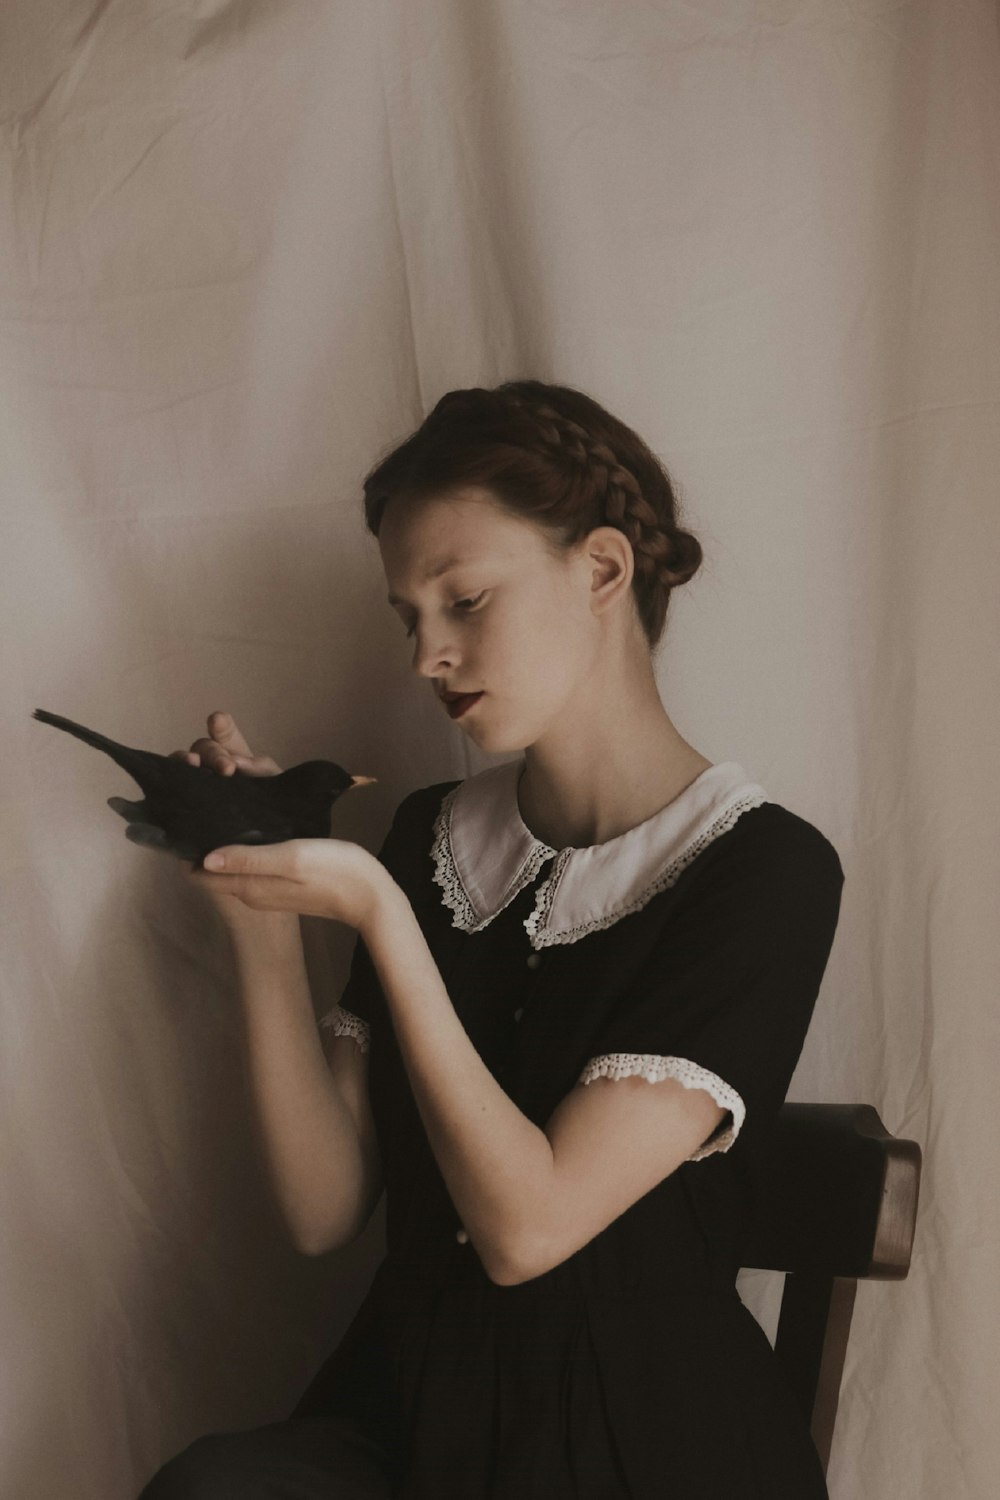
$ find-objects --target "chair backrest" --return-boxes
[740,1102,922,1474]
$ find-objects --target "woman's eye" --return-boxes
[404,593,486,639]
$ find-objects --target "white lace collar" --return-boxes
[430,758,770,949]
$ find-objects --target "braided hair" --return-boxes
[362,379,702,651]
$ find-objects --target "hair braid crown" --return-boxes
[498,387,690,588]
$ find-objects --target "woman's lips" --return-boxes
[445,692,484,720]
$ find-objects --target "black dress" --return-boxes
[140,760,844,1499]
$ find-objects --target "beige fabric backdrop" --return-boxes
[2,2,997,1496]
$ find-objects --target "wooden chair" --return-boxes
[741,1102,922,1475]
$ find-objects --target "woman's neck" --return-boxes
[517,699,713,851]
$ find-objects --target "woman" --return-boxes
[139,380,844,1497]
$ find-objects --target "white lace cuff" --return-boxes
[577,1053,745,1160]
[317,1004,370,1054]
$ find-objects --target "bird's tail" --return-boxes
[32,709,134,764]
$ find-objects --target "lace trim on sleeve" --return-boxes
[577,1053,745,1160]
[317,1004,370,1054]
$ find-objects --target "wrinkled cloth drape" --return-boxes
[1,2,996,1497]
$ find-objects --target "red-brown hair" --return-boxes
[363,379,703,650]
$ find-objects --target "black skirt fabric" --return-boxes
[291,1258,829,1499]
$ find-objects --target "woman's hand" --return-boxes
[162,711,395,937]
[170,708,282,780]
[188,838,391,934]
[165,710,288,934]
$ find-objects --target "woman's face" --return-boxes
[379,487,618,755]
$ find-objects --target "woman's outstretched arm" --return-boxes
[355,879,724,1286]
[227,912,383,1255]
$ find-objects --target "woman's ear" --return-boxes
[586,527,634,617]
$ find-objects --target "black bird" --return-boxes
[32,709,376,866]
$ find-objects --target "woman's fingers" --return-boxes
[184,711,251,776]
[182,714,282,777]
[246,753,282,776]
[187,737,233,772]
[208,711,253,759]
[207,711,258,776]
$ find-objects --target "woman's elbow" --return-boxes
[294,1220,356,1257]
[293,1191,384,1258]
[481,1228,560,1286]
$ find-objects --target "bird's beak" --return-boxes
[350,774,378,788]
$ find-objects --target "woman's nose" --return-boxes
[411,628,456,679]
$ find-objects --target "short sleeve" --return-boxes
[577,812,844,1163]
[317,787,429,1053]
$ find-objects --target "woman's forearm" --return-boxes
[225,913,379,1254]
[361,883,557,1284]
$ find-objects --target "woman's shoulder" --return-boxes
[679,795,845,916]
[728,795,842,863]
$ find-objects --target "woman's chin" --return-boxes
[472,729,529,758]
[456,702,533,756]
[457,714,501,749]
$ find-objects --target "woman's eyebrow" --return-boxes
[387,556,474,607]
